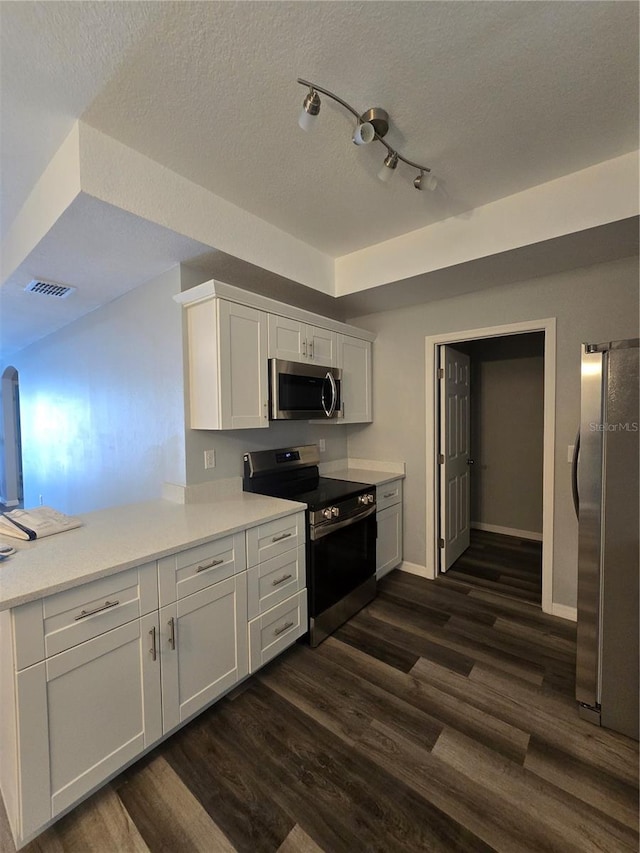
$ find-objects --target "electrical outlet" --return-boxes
[204,449,216,469]
[39,494,44,505]
[319,439,326,452]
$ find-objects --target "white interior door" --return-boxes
[439,345,471,571]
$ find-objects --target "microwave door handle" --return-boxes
[321,376,330,417]
[326,371,338,417]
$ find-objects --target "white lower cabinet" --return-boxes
[160,574,248,733]
[376,479,404,579]
[15,611,162,840]
[248,590,307,673]
[0,510,306,849]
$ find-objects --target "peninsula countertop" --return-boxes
[0,493,305,611]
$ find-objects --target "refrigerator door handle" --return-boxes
[571,429,580,520]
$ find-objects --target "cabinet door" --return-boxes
[268,315,305,361]
[307,325,336,367]
[218,301,269,429]
[338,335,372,423]
[376,504,403,579]
[160,574,248,733]
[16,613,162,837]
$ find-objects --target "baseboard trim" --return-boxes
[471,522,543,542]
[551,603,577,622]
[398,561,429,578]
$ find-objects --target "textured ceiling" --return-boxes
[0,1,638,356]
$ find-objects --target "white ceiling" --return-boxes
[1,1,638,355]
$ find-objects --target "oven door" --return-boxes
[269,359,341,420]
[308,506,376,645]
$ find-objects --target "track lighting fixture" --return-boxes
[297,78,434,191]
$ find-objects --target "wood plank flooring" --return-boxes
[447,529,542,604]
[2,566,638,853]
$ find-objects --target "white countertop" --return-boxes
[0,494,305,611]
[323,467,404,487]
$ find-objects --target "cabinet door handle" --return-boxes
[168,617,176,650]
[309,340,314,359]
[149,626,157,661]
[74,599,120,621]
[272,532,292,543]
[197,557,224,573]
[302,340,307,357]
[383,492,396,499]
[274,620,294,636]
[272,573,293,586]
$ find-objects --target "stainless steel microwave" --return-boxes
[269,359,342,420]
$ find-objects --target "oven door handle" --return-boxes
[311,503,377,540]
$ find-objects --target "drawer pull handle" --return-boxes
[168,617,176,650]
[272,573,293,586]
[149,626,157,661]
[383,492,396,499]
[274,620,294,636]
[197,558,224,573]
[74,599,120,621]
[272,532,292,543]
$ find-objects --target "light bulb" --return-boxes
[298,108,317,131]
[426,174,438,191]
[352,121,375,146]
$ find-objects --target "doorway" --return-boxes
[425,319,556,615]
[1,366,24,509]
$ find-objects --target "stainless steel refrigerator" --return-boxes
[572,338,639,740]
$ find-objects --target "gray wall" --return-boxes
[345,254,639,608]
[469,333,544,534]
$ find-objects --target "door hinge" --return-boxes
[439,538,445,549]
[437,368,444,379]
[438,454,444,464]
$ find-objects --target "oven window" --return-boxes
[309,514,376,616]
[278,374,341,413]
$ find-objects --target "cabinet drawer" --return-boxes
[246,512,305,568]
[247,545,305,620]
[158,532,246,607]
[248,590,308,673]
[376,479,403,512]
[13,563,158,669]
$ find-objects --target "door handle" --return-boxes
[149,626,157,661]
[168,617,176,650]
[571,430,580,520]
[466,459,475,465]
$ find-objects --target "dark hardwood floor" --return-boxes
[2,566,638,853]
[447,529,543,604]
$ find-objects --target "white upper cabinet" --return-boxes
[176,281,376,430]
[268,315,336,367]
[186,299,269,430]
[337,334,372,423]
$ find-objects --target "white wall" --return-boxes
[4,267,186,514]
[345,254,639,609]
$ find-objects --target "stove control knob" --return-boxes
[322,508,332,520]
[331,506,340,517]
[358,494,367,505]
[367,493,375,505]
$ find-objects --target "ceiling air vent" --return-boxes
[24,279,76,299]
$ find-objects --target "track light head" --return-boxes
[414,171,438,191]
[352,121,375,146]
[298,88,321,131]
[378,151,398,182]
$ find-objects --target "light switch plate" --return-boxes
[567,444,574,463]
[204,449,216,469]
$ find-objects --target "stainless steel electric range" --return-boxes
[243,445,376,647]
